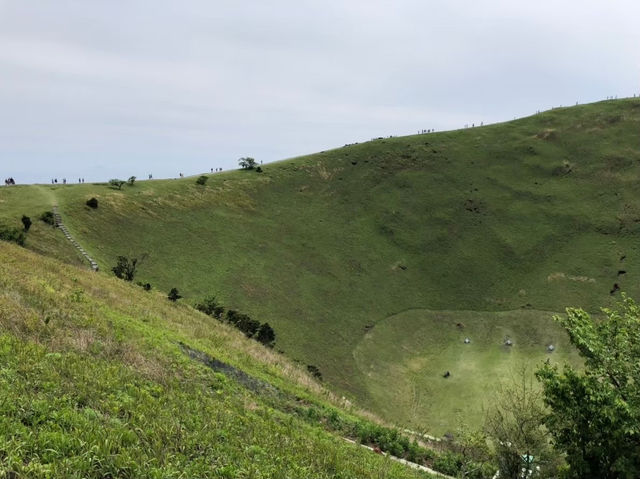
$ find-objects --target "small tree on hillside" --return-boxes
[21,215,32,232]
[485,368,561,478]
[195,296,225,319]
[238,157,257,170]
[235,313,261,337]
[128,176,136,186]
[111,255,143,281]
[168,287,182,302]
[226,309,240,325]
[109,179,126,190]
[255,322,276,347]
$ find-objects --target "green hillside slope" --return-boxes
[0,242,445,478]
[2,98,638,434]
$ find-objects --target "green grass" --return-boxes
[0,241,437,478]
[353,309,582,435]
[2,98,639,433]
[0,184,86,266]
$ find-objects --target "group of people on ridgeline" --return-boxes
[50,178,84,184]
[211,167,223,172]
[5,177,86,186]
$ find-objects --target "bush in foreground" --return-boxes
[537,295,640,478]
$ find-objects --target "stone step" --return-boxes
[54,209,98,273]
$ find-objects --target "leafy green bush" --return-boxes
[0,225,25,245]
[255,323,276,347]
[40,211,55,225]
[235,314,261,337]
[432,451,464,476]
[109,179,126,190]
[238,157,256,170]
[196,175,208,185]
[86,197,98,209]
[111,256,139,281]
[195,296,225,319]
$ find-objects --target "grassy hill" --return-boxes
[2,98,639,434]
[0,241,448,478]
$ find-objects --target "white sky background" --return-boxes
[0,1,639,183]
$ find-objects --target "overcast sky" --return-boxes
[1,1,639,184]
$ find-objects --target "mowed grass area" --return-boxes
[3,98,640,433]
[0,242,436,478]
[353,309,583,435]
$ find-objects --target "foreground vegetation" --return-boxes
[2,239,637,477]
[0,242,444,478]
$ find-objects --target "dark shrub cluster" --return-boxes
[86,197,98,209]
[0,225,25,246]
[238,157,256,170]
[194,296,224,319]
[168,288,182,302]
[196,175,208,185]
[111,256,139,281]
[195,296,275,347]
[307,365,323,381]
[40,211,55,225]
[21,215,31,232]
[226,309,275,347]
[109,179,126,190]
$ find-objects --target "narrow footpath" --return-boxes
[53,206,99,272]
